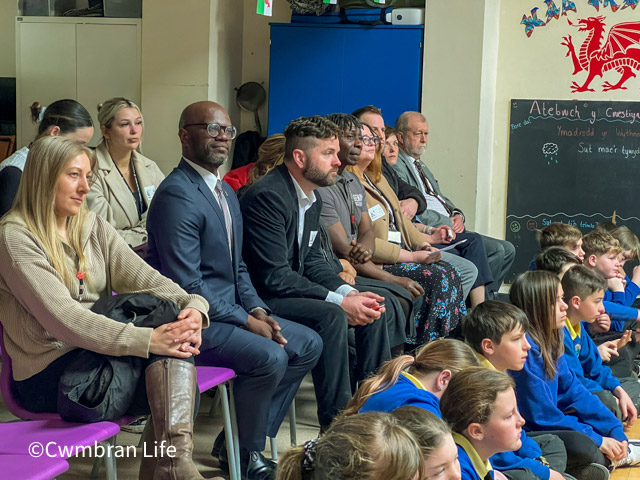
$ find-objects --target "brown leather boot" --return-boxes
[145,359,203,480]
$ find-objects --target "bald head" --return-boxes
[179,101,227,129]
[395,111,429,159]
[178,101,233,173]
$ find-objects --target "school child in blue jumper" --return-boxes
[561,265,639,417]
[463,300,603,480]
[440,367,525,480]
[583,231,640,328]
[529,223,585,270]
[535,246,580,277]
[391,406,462,480]
[342,338,479,418]
[510,270,640,471]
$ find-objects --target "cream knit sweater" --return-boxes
[0,211,209,381]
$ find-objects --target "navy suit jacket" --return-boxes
[146,159,268,326]
[239,163,346,301]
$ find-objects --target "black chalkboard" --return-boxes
[505,99,640,283]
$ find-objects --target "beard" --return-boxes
[302,160,337,187]
[409,143,427,158]
[191,139,228,168]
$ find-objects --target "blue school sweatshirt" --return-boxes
[453,432,494,480]
[359,372,441,417]
[602,277,639,329]
[475,354,550,479]
[564,319,621,393]
[509,334,626,447]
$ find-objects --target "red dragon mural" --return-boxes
[561,16,640,92]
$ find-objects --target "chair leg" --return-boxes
[270,437,278,460]
[209,387,221,418]
[289,398,297,447]
[218,381,241,480]
[229,379,241,478]
[103,438,117,480]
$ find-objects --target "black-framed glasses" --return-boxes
[361,135,379,146]
[182,122,237,139]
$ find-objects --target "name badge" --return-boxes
[368,204,385,222]
[309,230,318,247]
[145,185,157,202]
[388,230,402,245]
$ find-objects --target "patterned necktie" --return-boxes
[413,159,452,215]
[215,180,233,255]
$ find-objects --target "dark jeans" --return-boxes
[266,297,391,428]
[14,350,195,417]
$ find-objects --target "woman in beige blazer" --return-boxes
[348,124,468,345]
[86,97,165,248]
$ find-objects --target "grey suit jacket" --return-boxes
[392,149,462,228]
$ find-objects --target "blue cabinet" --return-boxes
[268,23,424,135]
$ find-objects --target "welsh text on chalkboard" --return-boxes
[505,99,640,282]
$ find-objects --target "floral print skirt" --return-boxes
[383,260,466,345]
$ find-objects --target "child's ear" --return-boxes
[481,338,495,356]
[467,422,485,442]
[586,254,598,267]
[437,369,452,392]
[570,295,581,309]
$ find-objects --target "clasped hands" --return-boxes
[150,307,204,358]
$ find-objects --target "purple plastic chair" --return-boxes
[194,366,241,480]
[0,322,124,479]
[0,453,69,480]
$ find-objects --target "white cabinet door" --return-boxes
[76,23,140,146]
[17,21,77,146]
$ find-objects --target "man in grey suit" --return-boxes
[393,111,515,297]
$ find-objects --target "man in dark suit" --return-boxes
[146,101,322,480]
[239,116,392,430]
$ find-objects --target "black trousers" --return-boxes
[14,350,194,417]
[433,230,494,289]
[533,430,608,472]
[266,297,391,428]
[481,234,516,297]
[198,316,322,451]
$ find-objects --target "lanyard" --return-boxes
[339,177,358,240]
[113,157,143,221]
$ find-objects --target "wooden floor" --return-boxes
[612,419,640,480]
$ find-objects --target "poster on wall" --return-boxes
[520,0,640,93]
[505,98,640,282]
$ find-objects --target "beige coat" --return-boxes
[361,174,427,265]
[0,211,209,381]
[86,142,165,247]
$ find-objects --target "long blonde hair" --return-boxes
[6,136,96,289]
[276,412,423,480]
[249,133,285,184]
[341,339,480,418]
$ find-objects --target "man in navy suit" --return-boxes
[146,101,322,480]
[240,116,392,430]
